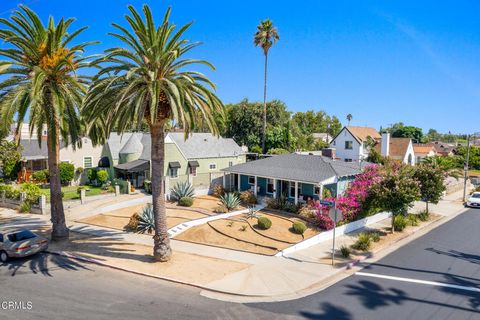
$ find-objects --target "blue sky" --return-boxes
[1,1,479,134]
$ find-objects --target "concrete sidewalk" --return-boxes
[0,188,469,303]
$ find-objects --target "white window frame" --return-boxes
[170,167,178,179]
[209,163,217,170]
[289,182,301,198]
[267,178,274,194]
[83,156,93,168]
[248,176,255,185]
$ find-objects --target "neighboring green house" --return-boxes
[222,153,367,204]
[100,132,246,195]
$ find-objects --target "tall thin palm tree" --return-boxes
[254,19,279,154]
[346,114,353,125]
[83,5,223,262]
[0,6,94,240]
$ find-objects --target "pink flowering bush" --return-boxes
[316,211,335,230]
[336,165,382,222]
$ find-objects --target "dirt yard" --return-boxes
[77,205,209,231]
[174,210,320,255]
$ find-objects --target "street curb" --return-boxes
[45,249,268,298]
[46,206,470,304]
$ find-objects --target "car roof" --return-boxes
[0,228,30,235]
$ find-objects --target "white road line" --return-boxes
[355,272,480,293]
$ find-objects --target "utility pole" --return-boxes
[463,135,471,202]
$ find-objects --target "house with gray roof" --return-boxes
[101,132,245,194]
[222,153,367,204]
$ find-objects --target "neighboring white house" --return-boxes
[413,144,437,164]
[375,133,416,165]
[330,126,381,162]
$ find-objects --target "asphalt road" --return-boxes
[1,208,479,320]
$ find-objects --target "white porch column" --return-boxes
[254,176,258,197]
[237,174,241,191]
[294,181,299,205]
[222,172,226,188]
[319,184,324,200]
[273,179,277,198]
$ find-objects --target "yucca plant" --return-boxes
[220,193,241,211]
[137,205,155,234]
[170,181,195,202]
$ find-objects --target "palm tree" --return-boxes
[0,6,94,240]
[346,114,353,125]
[83,5,223,262]
[254,19,279,154]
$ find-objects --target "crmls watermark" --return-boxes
[1,301,33,310]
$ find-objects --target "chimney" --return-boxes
[321,148,336,159]
[381,132,390,157]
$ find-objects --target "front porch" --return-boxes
[225,173,339,205]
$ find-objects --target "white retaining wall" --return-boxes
[275,211,392,257]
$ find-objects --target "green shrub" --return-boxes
[178,196,194,207]
[96,169,109,184]
[257,217,272,230]
[19,201,31,213]
[394,215,407,232]
[407,214,419,226]
[340,245,351,258]
[32,169,48,182]
[143,180,152,194]
[418,210,430,222]
[170,181,195,201]
[292,221,307,235]
[250,145,262,154]
[59,162,75,185]
[369,231,381,242]
[220,193,241,211]
[352,233,372,251]
[87,169,97,184]
[75,167,84,176]
[20,183,41,204]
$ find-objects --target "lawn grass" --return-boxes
[39,185,109,201]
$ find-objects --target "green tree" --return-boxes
[0,140,21,180]
[87,168,97,184]
[0,6,94,240]
[346,113,352,125]
[254,19,279,154]
[59,162,74,185]
[96,169,109,184]
[413,164,446,213]
[371,162,420,233]
[83,5,223,262]
[224,99,290,150]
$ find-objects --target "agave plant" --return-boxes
[246,206,260,220]
[137,205,155,234]
[170,181,195,202]
[220,193,241,211]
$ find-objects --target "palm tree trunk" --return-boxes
[47,121,69,241]
[150,123,172,262]
[261,53,268,155]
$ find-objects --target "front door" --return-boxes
[280,180,289,197]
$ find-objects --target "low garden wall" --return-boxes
[275,211,392,256]
[0,193,48,215]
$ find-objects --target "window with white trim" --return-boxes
[248,176,255,185]
[83,156,93,168]
[289,182,301,198]
[170,168,178,178]
[267,179,274,194]
[209,163,217,170]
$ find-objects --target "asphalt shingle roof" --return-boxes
[168,132,244,159]
[223,153,364,184]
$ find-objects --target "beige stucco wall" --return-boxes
[60,137,104,184]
